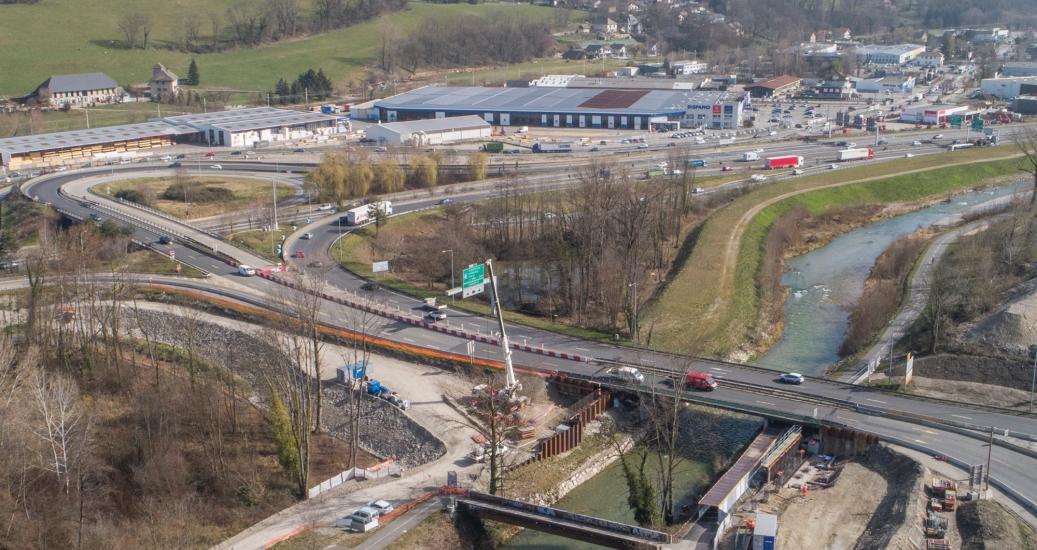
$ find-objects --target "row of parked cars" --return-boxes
[337,499,395,532]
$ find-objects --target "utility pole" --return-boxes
[1029,345,1037,413]
[272,161,279,230]
[888,319,895,376]
[84,108,90,129]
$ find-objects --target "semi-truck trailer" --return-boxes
[532,142,573,153]
[836,148,875,162]
[764,155,804,169]
[345,201,393,225]
[741,151,760,162]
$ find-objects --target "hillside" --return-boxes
[0,1,568,98]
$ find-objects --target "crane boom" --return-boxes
[485,260,518,392]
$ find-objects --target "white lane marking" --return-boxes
[866,398,887,404]
[913,439,927,445]
[951,414,972,420]
[573,347,590,352]
[912,427,939,435]
[709,367,728,372]
[757,400,777,406]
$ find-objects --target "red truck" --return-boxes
[765,155,804,169]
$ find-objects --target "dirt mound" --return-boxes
[853,446,924,550]
[968,290,1037,354]
[956,500,1037,550]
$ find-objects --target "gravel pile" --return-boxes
[322,384,446,468]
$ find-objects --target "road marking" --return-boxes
[865,398,887,404]
[913,439,927,445]
[709,367,728,372]
[573,347,590,352]
[951,414,973,420]
[757,400,776,406]
[912,427,939,435]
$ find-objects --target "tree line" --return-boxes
[273,68,334,104]
[116,0,408,53]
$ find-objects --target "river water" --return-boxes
[503,410,762,550]
[756,181,1029,375]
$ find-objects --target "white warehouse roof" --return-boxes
[164,107,341,133]
[370,115,490,135]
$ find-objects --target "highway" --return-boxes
[20,124,1037,521]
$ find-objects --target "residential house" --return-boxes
[609,43,628,58]
[31,72,124,108]
[915,51,944,68]
[626,14,642,35]
[626,2,640,12]
[591,16,618,34]
[149,63,179,101]
[585,44,607,59]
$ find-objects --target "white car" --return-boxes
[317,204,334,211]
[905,153,915,158]
[159,155,173,162]
[638,143,649,149]
[237,265,256,277]
[829,164,838,169]
[750,174,767,182]
[792,169,804,175]
[471,443,509,463]
[301,232,313,240]
[367,500,394,516]
[778,372,804,385]
[912,140,922,146]
[426,310,447,322]
[210,164,223,170]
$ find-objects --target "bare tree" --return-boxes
[268,0,300,39]
[30,368,88,495]
[117,12,152,49]
[1015,126,1037,206]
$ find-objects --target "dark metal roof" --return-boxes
[42,73,119,93]
[697,427,779,508]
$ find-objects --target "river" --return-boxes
[503,409,761,550]
[756,181,1029,375]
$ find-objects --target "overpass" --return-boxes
[452,490,672,550]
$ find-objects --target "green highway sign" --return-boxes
[949,115,963,128]
[971,118,984,130]
[463,263,485,289]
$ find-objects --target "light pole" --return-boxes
[272,161,279,231]
[442,249,454,301]
[629,281,639,343]
[1029,345,1037,413]
[888,319,895,377]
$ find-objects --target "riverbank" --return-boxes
[644,149,1025,359]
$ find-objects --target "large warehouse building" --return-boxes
[1,107,343,170]
[364,116,491,145]
[373,86,747,130]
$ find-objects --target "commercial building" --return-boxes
[670,60,710,75]
[163,107,343,147]
[1001,62,1037,78]
[0,122,194,171]
[854,75,915,94]
[149,64,180,101]
[30,72,124,108]
[745,75,801,98]
[898,104,968,125]
[363,115,491,145]
[854,44,925,65]
[373,85,747,130]
[980,76,1037,99]
[0,107,343,169]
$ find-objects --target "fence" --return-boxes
[307,458,402,499]
[525,388,611,464]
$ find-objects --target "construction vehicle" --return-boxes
[925,512,948,538]
[926,539,952,550]
[930,478,958,511]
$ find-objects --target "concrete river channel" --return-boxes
[757,180,1030,375]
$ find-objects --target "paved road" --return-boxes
[19,127,1037,541]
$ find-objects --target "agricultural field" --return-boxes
[0,1,572,98]
[100,175,295,219]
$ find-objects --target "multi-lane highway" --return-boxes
[21,124,1037,520]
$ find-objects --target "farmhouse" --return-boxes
[31,72,124,108]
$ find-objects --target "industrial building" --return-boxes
[373,85,747,130]
[854,75,915,94]
[915,51,945,68]
[854,44,925,65]
[745,75,802,98]
[1001,62,1037,78]
[0,107,343,169]
[363,116,491,145]
[980,76,1037,99]
[1013,96,1037,115]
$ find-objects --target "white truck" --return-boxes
[344,201,393,225]
[835,148,875,162]
[741,151,760,162]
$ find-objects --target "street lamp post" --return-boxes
[1029,345,1037,413]
[272,161,279,231]
[629,281,639,343]
[442,249,454,301]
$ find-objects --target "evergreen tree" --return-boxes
[316,68,333,98]
[275,78,290,104]
[187,59,200,85]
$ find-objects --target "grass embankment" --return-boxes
[112,249,208,277]
[229,229,286,264]
[645,148,1025,357]
[101,176,293,220]
[331,213,619,343]
[0,1,570,98]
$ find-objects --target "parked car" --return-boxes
[471,443,509,463]
[345,507,380,532]
[778,372,804,385]
[368,500,394,516]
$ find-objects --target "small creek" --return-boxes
[756,181,1029,375]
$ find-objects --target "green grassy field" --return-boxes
[644,148,1026,357]
[0,1,572,98]
[229,229,286,263]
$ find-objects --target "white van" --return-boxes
[237,265,256,277]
